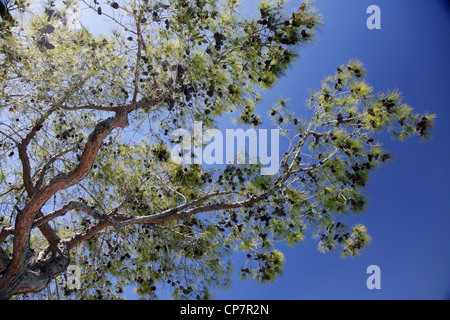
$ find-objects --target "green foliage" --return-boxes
[0,0,433,300]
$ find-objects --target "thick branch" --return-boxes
[31,202,81,229]
[59,104,120,112]
[0,111,128,291]
[1,97,174,297]
[66,193,266,250]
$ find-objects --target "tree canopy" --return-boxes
[0,0,434,299]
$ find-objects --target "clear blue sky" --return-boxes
[75,0,450,300]
[210,0,450,300]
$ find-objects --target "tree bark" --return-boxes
[0,242,70,300]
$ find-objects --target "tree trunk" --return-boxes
[0,240,71,299]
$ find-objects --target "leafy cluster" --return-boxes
[264,60,434,257]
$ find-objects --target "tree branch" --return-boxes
[1,95,185,297]
[132,11,143,104]
[0,110,129,291]
[17,107,57,197]
[64,192,265,251]
[58,104,120,112]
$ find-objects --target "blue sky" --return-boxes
[210,0,450,300]
[27,0,449,300]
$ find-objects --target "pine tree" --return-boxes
[0,0,434,300]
